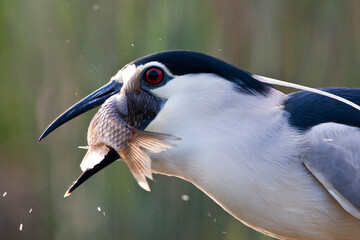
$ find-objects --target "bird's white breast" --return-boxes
[146,74,360,240]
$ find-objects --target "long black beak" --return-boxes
[64,149,120,197]
[38,80,122,142]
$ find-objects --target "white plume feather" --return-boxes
[253,75,360,111]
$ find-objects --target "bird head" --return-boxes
[40,50,271,141]
[39,50,277,196]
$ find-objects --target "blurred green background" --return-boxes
[1,0,359,239]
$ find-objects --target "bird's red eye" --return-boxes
[145,67,164,85]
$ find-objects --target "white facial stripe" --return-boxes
[111,64,137,83]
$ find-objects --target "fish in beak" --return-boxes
[39,65,180,197]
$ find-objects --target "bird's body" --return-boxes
[40,50,360,240]
[144,73,360,239]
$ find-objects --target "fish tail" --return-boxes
[119,144,152,191]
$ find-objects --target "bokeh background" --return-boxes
[1,0,360,239]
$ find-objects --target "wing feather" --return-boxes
[302,124,360,219]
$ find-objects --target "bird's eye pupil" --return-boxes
[148,71,159,80]
[145,67,164,85]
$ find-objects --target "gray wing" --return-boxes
[301,126,360,219]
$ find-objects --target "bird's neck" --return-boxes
[146,76,316,238]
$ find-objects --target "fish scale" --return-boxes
[89,114,131,151]
[88,91,161,150]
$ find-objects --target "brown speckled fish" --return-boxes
[80,92,178,191]
[77,69,179,192]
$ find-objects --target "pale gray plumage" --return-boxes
[302,128,360,219]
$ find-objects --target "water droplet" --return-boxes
[2,192,7,197]
[181,194,189,201]
[93,4,99,11]
[19,223,23,231]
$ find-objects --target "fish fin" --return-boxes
[116,93,128,115]
[132,129,181,153]
[119,144,153,191]
[80,145,110,171]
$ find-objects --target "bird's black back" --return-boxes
[284,88,360,131]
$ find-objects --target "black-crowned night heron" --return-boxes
[39,50,360,240]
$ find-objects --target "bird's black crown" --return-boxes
[133,50,272,95]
